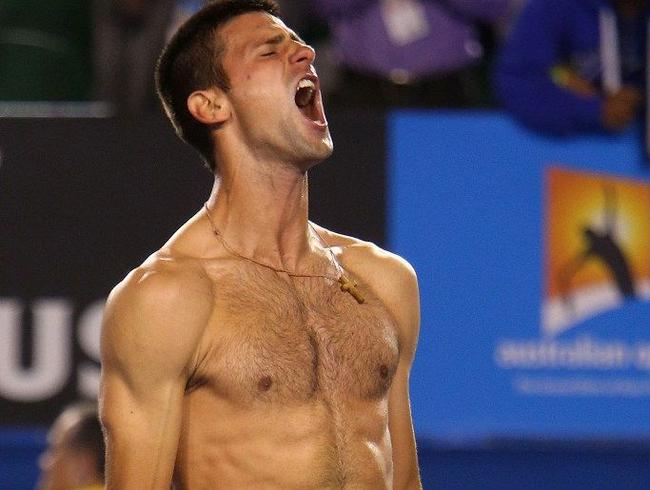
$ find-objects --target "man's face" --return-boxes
[218,12,333,170]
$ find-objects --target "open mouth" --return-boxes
[294,77,325,126]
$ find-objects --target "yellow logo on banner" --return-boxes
[542,167,650,336]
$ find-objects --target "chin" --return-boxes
[317,136,334,159]
[303,138,334,168]
[285,129,331,166]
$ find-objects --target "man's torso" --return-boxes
[170,252,401,489]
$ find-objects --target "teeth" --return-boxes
[298,78,315,90]
[295,78,316,108]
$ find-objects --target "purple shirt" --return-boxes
[316,0,510,79]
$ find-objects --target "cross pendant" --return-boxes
[338,275,365,304]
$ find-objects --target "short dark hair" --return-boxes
[64,403,106,479]
[155,0,280,172]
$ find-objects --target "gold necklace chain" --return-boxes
[203,202,365,303]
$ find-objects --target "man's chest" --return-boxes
[188,273,400,404]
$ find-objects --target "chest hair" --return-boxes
[188,268,400,404]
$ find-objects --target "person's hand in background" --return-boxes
[601,86,642,132]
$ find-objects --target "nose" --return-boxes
[289,41,315,65]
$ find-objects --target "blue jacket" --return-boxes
[494,0,649,134]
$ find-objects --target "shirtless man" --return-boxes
[99,1,422,488]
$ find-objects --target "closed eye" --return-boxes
[261,51,276,57]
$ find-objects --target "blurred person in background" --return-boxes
[316,0,511,109]
[92,0,206,116]
[494,0,648,134]
[37,403,105,490]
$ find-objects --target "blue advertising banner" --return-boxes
[389,112,650,442]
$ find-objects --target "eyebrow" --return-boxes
[259,31,305,47]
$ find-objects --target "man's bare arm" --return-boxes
[99,263,213,489]
[384,259,421,490]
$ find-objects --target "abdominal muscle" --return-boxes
[173,389,393,489]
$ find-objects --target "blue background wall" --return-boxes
[389,112,650,444]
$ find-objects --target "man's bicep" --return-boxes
[100,359,186,489]
[99,268,212,489]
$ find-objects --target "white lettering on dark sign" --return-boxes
[0,298,104,402]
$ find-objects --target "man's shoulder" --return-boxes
[107,252,214,319]
[314,225,418,324]
[318,226,420,348]
[314,225,416,283]
[102,253,214,370]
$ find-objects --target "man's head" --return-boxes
[156,0,333,173]
[38,403,105,490]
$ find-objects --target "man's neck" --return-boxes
[204,162,314,272]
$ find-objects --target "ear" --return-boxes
[187,89,230,125]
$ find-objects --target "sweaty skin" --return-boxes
[99,10,421,490]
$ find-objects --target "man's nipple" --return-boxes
[258,376,273,392]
